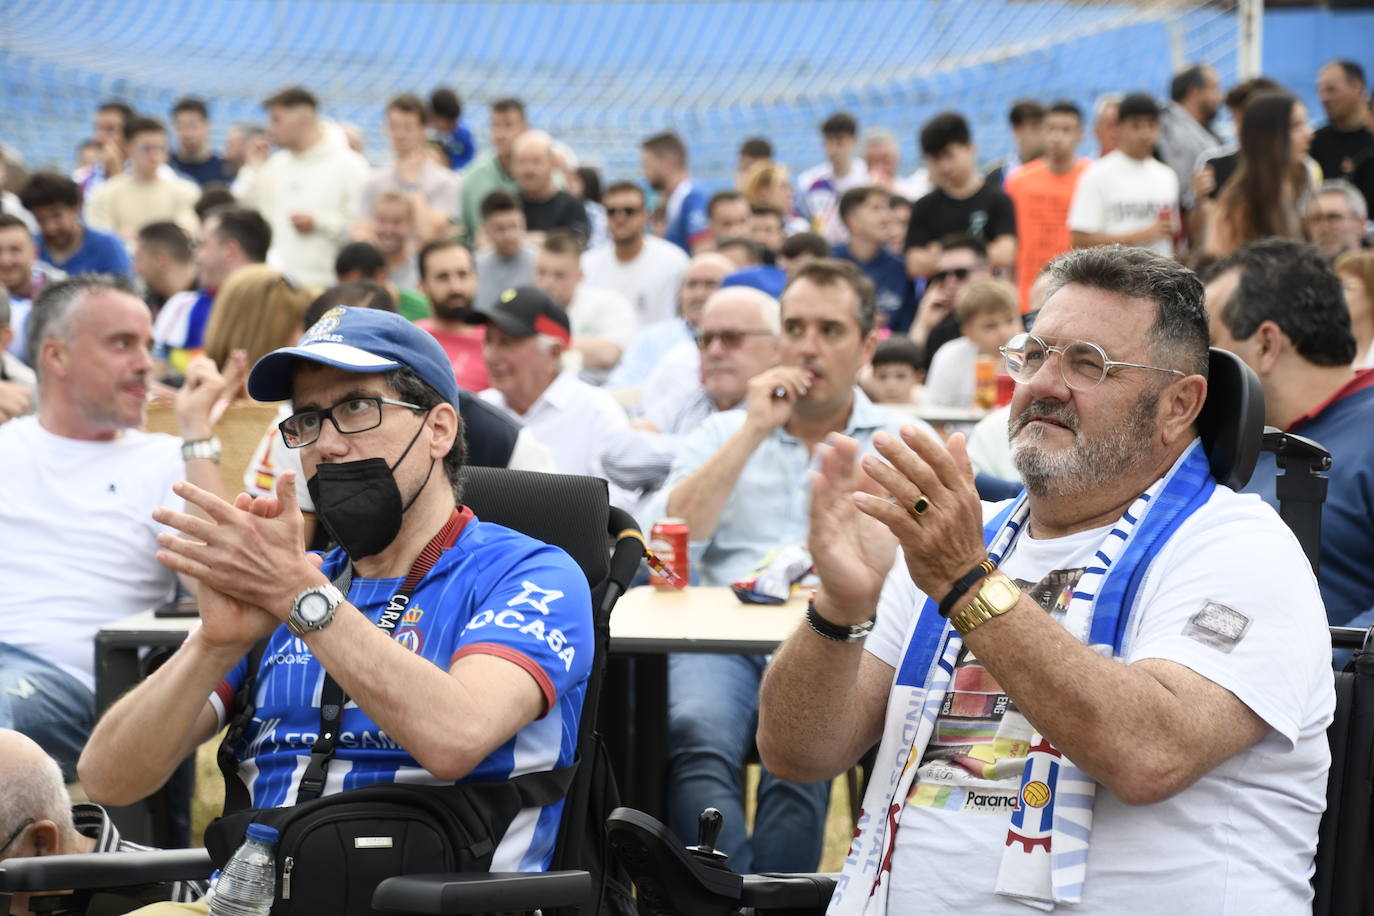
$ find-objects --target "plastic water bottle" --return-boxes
[209,822,278,916]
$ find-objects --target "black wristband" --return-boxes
[806,597,875,643]
[938,559,997,617]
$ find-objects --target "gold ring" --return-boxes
[910,495,931,517]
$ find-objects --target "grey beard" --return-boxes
[1010,391,1159,498]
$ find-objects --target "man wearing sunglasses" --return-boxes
[907,233,993,368]
[582,181,689,327]
[760,245,1331,914]
[661,259,919,875]
[80,306,593,877]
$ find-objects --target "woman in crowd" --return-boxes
[1335,250,1374,368]
[1205,91,1315,256]
[741,161,810,235]
[202,264,317,396]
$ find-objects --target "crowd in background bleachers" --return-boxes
[2,50,1374,904]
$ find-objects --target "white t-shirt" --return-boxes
[569,285,639,350]
[864,486,1333,915]
[966,404,1019,482]
[923,336,981,408]
[581,237,689,326]
[0,417,182,691]
[1067,151,1180,257]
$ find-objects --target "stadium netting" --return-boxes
[1,0,1238,189]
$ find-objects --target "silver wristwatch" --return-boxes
[286,583,346,637]
[181,436,222,463]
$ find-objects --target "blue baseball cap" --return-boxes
[248,306,461,406]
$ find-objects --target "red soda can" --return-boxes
[649,518,689,589]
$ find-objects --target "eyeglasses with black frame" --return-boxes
[279,397,428,449]
[999,332,1186,391]
[605,206,642,218]
[0,818,34,857]
[695,329,775,351]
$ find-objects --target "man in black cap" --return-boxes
[478,286,633,508]
[80,305,593,882]
[1069,93,1181,258]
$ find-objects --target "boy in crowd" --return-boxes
[904,112,1017,279]
[869,336,922,405]
[923,277,1020,407]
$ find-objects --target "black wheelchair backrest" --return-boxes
[1196,347,1265,491]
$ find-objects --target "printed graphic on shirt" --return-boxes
[906,566,1084,814]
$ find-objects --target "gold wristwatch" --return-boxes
[949,573,1021,636]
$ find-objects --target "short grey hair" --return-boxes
[1044,246,1209,378]
[0,747,75,848]
[27,275,137,382]
[1094,92,1124,120]
[863,128,900,152]
[1316,178,1368,221]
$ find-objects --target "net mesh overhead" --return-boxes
[1,0,1238,186]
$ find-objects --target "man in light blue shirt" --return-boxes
[662,258,928,874]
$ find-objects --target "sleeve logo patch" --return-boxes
[1182,601,1251,653]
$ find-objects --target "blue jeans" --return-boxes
[667,653,829,874]
[0,643,96,781]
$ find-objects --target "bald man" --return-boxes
[0,729,206,910]
[513,130,589,240]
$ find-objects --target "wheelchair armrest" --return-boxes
[371,870,591,914]
[740,872,838,911]
[0,848,213,891]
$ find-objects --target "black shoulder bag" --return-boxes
[204,520,576,914]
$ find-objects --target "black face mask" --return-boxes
[307,416,435,561]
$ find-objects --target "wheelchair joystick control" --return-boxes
[686,807,732,868]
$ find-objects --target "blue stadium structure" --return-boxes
[1,0,1361,192]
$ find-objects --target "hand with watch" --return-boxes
[849,424,1023,637]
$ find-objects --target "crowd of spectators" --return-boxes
[0,56,1372,912]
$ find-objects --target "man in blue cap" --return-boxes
[80,306,593,878]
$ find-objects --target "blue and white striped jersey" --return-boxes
[210,509,593,871]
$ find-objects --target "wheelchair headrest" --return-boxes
[1196,347,1265,490]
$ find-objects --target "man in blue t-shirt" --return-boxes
[19,172,131,278]
[832,186,916,332]
[79,307,593,873]
[642,131,708,254]
[1207,239,1374,636]
[428,87,477,171]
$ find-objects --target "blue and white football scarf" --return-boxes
[830,440,1215,914]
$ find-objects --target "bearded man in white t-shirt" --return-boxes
[759,245,1333,915]
[0,275,233,778]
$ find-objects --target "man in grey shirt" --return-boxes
[475,189,537,309]
[1158,64,1222,193]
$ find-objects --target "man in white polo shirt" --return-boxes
[478,286,633,509]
